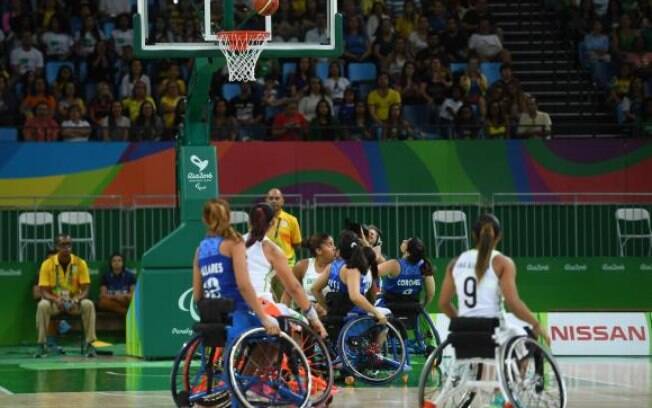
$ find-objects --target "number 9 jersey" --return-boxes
[452,249,503,318]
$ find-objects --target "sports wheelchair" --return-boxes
[380,292,441,362]
[170,298,316,408]
[418,317,566,408]
[321,292,408,384]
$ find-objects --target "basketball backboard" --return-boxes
[134,0,342,59]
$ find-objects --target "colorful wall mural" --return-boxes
[1,140,651,206]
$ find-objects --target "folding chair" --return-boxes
[57,211,96,261]
[615,208,652,256]
[18,212,55,262]
[432,210,470,258]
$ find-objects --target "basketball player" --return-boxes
[438,214,550,344]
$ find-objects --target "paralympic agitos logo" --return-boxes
[178,288,200,322]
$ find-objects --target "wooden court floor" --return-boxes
[0,357,650,407]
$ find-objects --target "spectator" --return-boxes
[75,15,106,60]
[517,96,552,139]
[211,98,239,141]
[621,77,645,124]
[441,17,468,62]
[337,87,357,124]
[387,37,414,81]
[21,77,56,118]
[131,101,164,141]
[383,103,419,140]
[157,62,187,96]
[462,0,493,33]
[97,253,136,316]
[372,18,396,67]
[415,31,446,67]
[265,188,303,267]
[607,62,634,107]
[308,99,340,140]
[491,64,521,93]
[112,13,134,56]
[439,85,464,137]
[0,76,18,126]
[408,16,431,54]
[36,0,61,32]
[160,80,183,129]
[100,101,130,141]
[57,82,86,120]
[87,40,112,83]
[51,65,74,100]
[612,14,640,60]
[425,0,448,33]
[394,0,420,39]
[468,18,511,63]
[231,82,264,140]
[423,57,453,108]
[454,104,482,139]
[343,17,372,62]
[347,100,376,140]
[261,76,285,108]
[638,97,652,136]
[323,62,351,103]
[583,20,611,65]
[272,100,308,141]
[122,80,156,122]
[485,100,510,138]
[299,78,333,121]
[22,102,60,142]
[305,13,329,45]
[366,1,389,42]
[99,0,131,18]
[119,59,151,99]
[459,57,489,118]
[61,105,92,142]
[367,72,402,124]
[35,234,97,358]
[287,57,314,97]
[88,81,114,126]
[397,61,428,105]
[10,31,44,78]
[40,15,74,61]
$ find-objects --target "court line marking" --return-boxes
[105,370,170,378]
[0,385,14,395]
[564,374,639,390]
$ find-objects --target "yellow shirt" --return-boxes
[38,254,90,297]
[266,210,302,266]
[160,95,182,128]
[122,96,157,122]
[367,89,402,122]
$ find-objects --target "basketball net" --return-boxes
[216,31,271,82]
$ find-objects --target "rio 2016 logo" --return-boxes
[177,288,200,322]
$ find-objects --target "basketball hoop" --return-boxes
[216,31,271,82]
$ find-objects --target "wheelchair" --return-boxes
[380,292,441,361]
[170,298,314,408]
[418,317,567,408]
[321,292,408,385]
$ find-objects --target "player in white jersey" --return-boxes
[281,233,336,315]
[438,214,550,344]
[244,203,327,337]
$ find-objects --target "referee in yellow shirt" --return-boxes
[265,188,303,267]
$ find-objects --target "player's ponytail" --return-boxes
[406,237,434,277]
[203,199,242,242]
[245,203,275,248]
[338,230,377,278]
[473,214,501,281]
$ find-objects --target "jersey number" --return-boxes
[463,277,477,308]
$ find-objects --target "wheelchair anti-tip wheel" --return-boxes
[338,316,407,384]
[276,316,334,407]
[170,335,230,407]
[228,328,313,408]
[418,340,483,408]
[499,336,567,408]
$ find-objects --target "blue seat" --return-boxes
[282,62,297,85]
[481,62,502,86]
[222,83,242,101]
[102,21,115,39]
[45,61,75,86]
[348,63,377,83]
[0,128,18,142]
[315,62,330,82]
[450,63,468,74]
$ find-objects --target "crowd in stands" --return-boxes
[0,0,553,141]
[559,0,652,135]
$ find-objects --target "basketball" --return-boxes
[253,0,279,16]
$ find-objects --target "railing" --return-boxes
[1,193,651,262]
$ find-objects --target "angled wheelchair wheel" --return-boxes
[277,316,334,407]
[170,335,230,407]
[413,310,441,358]
[418,340,480,408]
[499,336,567,408]
[228,328,312,408]
[338,316,407,384]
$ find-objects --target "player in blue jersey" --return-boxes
[376,237,436,307]
[192,199,280,342]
